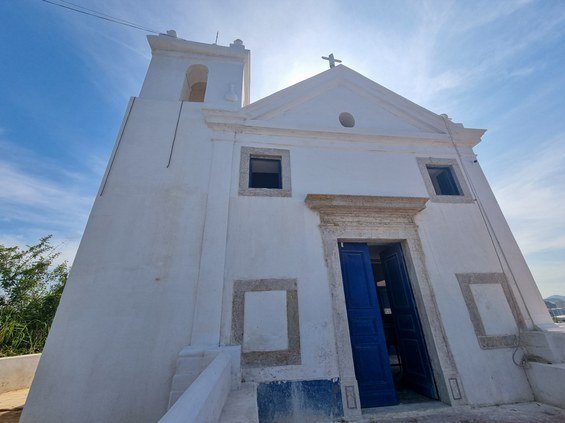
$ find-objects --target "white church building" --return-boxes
[22,34,564,422]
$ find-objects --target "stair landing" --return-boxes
[219,383,259,423]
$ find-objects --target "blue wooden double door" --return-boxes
[338,242,438,408]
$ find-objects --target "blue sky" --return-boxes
[0,0,564,297]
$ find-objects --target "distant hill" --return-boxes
[546,295,565,302]
[545,295,565,308]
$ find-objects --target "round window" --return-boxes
[339,112,355,128]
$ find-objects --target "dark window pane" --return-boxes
[250,158,282,189]
[251,158,280,174]
[427,166,461,196]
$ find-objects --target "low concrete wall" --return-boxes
[159,351,232,423]
[523,328,565,364]
[0,354,41,394]
[547,329,565,362]
[526,362,565,408]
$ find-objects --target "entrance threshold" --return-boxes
[357,402,565,423]
[361,400,448,419]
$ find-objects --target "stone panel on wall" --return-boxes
[232,279,301,367]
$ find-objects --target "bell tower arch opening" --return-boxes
[181,64,208,102]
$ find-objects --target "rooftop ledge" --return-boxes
[147,34,250,61]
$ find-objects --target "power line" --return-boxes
[39,0,168,35]
[57,0,155,30]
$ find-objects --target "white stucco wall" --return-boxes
[22,99,222,423]
[219,134,540,405]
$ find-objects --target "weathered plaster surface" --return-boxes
[243,291,288,352]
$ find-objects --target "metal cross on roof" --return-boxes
[322,53,342,68]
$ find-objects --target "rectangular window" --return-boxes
[249,157,282,189]
[426,165,461,196]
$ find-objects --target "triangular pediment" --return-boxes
[204,65,486,146]
[242,65,448,136]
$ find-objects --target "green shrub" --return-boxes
[0,236,67,357]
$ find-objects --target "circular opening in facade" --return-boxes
[339,112,355,128]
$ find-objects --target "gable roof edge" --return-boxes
[243,65,456,134]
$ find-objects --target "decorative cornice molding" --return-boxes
[147,35,249,61]
[305,194,428,216]
[202,108,482,147]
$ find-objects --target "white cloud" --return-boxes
[492,135,565,255]
[0,162,90,215]
[528,259,565,298]
[0,137,95,265]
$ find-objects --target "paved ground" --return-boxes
[355,401,565,423]
[1,388,563,423]
[0,388,28,423]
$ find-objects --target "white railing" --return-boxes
[159,351,232,423]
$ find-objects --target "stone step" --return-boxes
[174,354,213,375]
[219,383,259,423]
[167,390,185,410]
[170,372,201,393]
[167,354,215,408]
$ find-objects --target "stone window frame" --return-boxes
[456,273,524,349]
[239,147,291,197]
[231,279,301,367]
[417,157,473,203]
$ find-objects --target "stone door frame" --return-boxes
[305,194,466,419]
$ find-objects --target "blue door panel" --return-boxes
[349,317,380,336]
[401,339,426,377]
[397,314,416,332]
[380,244,438,400]
[352,346,388,381]
[339,243,397,408]
[342,252,376,309]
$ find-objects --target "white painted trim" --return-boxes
[148,35,250,62]
[198,62,487,146]
[202,109,483,147]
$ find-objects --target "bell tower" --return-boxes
[21,32,251,423]
[139,32,250,108]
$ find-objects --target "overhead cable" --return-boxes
[39,0,168,35]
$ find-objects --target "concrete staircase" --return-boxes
[522,328,565,408]
[161,345,258,423]
[167,350,216,408]
[219,383,259,423]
